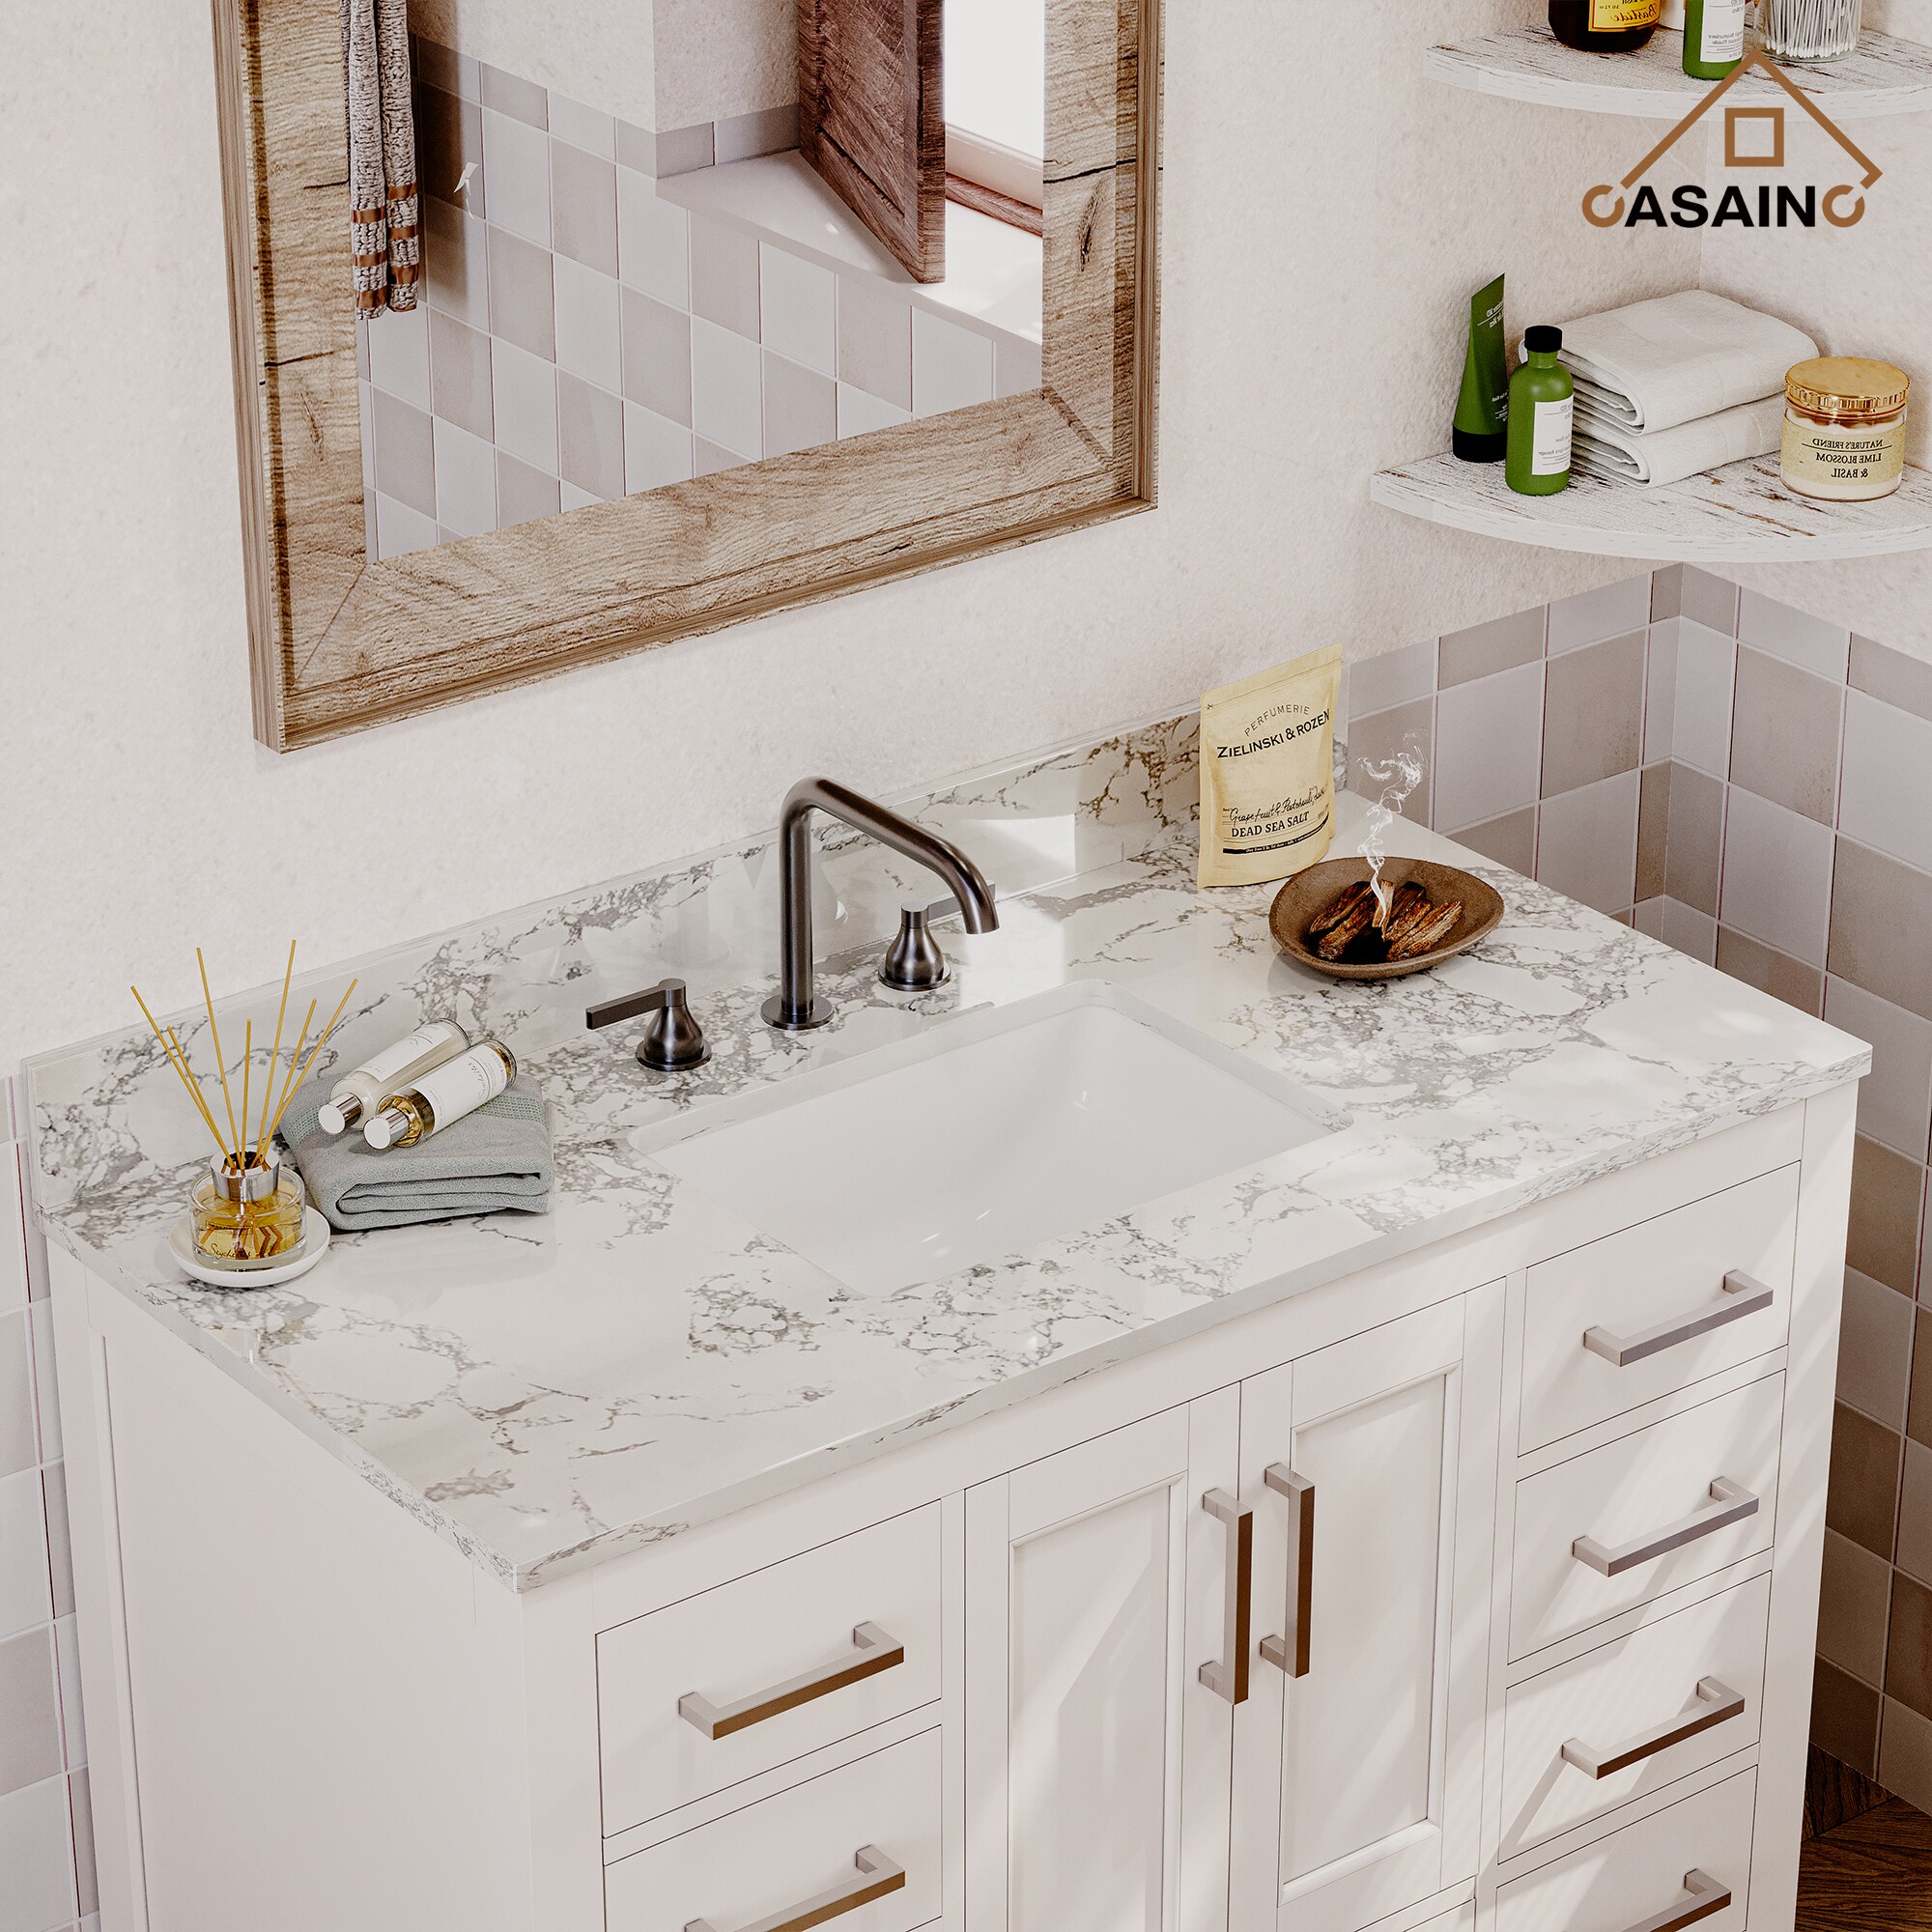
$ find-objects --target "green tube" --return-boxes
[1453,275,1508,464]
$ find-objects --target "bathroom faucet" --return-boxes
[764,778,1000,1031]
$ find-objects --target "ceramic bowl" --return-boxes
[1268,857,1504,981]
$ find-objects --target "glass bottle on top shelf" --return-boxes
[1548,0,1662,52]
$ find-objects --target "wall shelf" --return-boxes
[1370,454,1932,562]
[1424,27,1932,120]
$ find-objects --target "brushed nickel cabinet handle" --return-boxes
[1583,1272,1776,1368]
[1573,1477,1758,1577]
[686,1844,905,1932]
[1198,1488,1255,1705]
[1561,1676,1747,1777]
[1616,1868,1730,1932]
[1259,1464,1315,1678]
[679,1623,905,1740]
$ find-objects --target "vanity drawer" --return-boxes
[1495,1767,1753,1932]
[1519,1167,1797,1453]
[1500,1572,1769,1857]
[606,1726,942,1932]
[598,1504,943,1832]
[1508,1375,1782,1661]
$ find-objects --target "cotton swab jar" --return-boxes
[1756,0,1862,61]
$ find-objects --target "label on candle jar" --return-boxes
[1780,414,1906,499]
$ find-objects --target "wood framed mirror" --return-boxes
[214,0,1160,751]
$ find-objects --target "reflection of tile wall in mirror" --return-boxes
[359,34,1045,561]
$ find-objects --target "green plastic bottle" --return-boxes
[1683,0,1746,77]
[1505,327,1574,497]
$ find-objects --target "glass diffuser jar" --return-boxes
[190,1151,308,1270]
[1549,0,1662,52]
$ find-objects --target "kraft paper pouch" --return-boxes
[1197,647,1343,889]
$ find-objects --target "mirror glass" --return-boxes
[355,0,1046,560]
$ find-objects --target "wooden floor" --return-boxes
[1798,1799,1932,1929]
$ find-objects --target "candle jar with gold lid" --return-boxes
[1781,357,1910,502]
[189,1150,308,1270]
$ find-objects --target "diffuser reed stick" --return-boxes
[259,941,296,1153]
[197,948,242,1157]
[263,980,357,1150]
[129,985,229,1159]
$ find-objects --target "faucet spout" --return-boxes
[764,777,999,1032]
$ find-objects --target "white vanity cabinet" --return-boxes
[47,1090,1853,1932]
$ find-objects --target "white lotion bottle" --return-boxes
[363,1039,517,1151]
[317,1020,471,1135]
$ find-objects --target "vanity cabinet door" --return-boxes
[1228,1287,1504,1932]
[965,1393,1240,1932]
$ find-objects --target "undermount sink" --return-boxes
[644,980,1342,1295]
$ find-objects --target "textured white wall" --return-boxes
[1,1,1703,1066]
[407,0,657,128]
[1702,0,1932,652]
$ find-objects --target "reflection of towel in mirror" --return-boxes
[341,0,420,314]
[1573,396,1787,490]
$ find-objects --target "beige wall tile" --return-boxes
[428,310,494,441]
[1825,978,1932,1165]
[0,1314,32,1480]
[555,373,625,500]
[837,276,913,412]
[1636,765,1668,903]
[1548,578,1651,655]
[1887,1571,1932,1719]
[0,1628,61,1797]
[1536,771,1639,916]
[1853,635,1932,727]
[1738,588,1852,682]
[1543,632,1645,798]
[1650,565,1684,622]
[1851,1135,1926,1298]
[1457,807,1536,877]
[1831,838,1932,1025]
[1900,1440,1932,1588]
[551,141,618,276]
[621,289,692,427]
[1914,1311,1932,1450]
[1346,700,1435,826]
[1349,639,1436,720]
[1821,1526,1894,1685]
[690,216,761,340]
[1830,1400,1903,1559]
[1662,762,1725,918]
[1880,1695,1932,1813]
[1813,1657,1882,1774]
[1841,1266,1918,1429]
[1435,663,1543,834]
[1437,606,1544,689]
[1719,786,1836,970]
[1840,691,1932,880]
[1680,568,1739,636]
[485,225,556,359]
[423,199,489,332]
[762,351,837,458]
[416,84,487,217]
[478,61,548,129]
[1717,925,1823,1017]
[1728,647,1844,826]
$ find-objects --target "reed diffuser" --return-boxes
[132,946,356,1270]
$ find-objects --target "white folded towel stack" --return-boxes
[1545,291,1819,489]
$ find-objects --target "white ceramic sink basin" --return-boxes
[644,980,1341,1295]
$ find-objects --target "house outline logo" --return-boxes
[1584,48,1883,229]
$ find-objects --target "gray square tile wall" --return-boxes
[1341,569,1932,1809]
[357,38,1036,560]
[0,1080,96,1925]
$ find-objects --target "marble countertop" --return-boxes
[27,717,1869,1591]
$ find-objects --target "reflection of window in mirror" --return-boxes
[944,0,1045,237]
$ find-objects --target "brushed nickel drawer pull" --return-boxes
[1617,1867,1730,1932]
[1198,1488,1254,1705]
[679,1624,905,1740]
[686,1844,905,1932]
[1561,1676,1747,1777]
[1573,1478,1758,1577]
[1583,1272,1776,1368]
[1259,1464,1315,1678]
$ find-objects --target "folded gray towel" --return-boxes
[279,1074,553,1231]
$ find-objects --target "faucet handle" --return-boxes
[585,978,712,1071]
[880,904,949,991]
